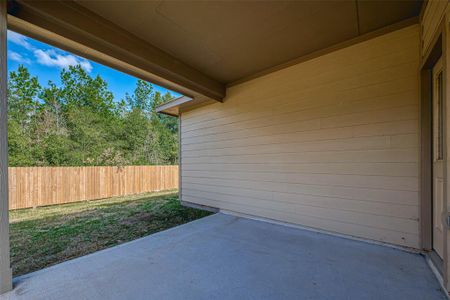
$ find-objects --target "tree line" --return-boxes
[7,65,178,167]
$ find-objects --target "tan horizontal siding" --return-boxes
[182,184,418,215]
[183,162,418,177]
[180,25,420,248]
[182,170,418,191]
[181,191,418,233]
[421,0,448,56]
[182,194,419,247]
[182,135,418,156]
[182,103,418,141]
[182,177,418,206]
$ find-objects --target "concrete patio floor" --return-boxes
[0,213,446,300]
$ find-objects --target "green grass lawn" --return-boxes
[9,191,212,277]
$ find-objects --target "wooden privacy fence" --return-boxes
[8,165,179,210]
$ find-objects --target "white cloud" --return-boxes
[8,50,31,64]
[7,31,34,51]
[7,30,94,72]
[34,49,93,72]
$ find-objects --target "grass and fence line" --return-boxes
[8,165,178,210]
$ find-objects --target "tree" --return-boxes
[7,119,34,166]
[7,65,179,167]
[59,65,115,117]
[121,108,149,164]
[7,65,41,166]
[8,65,41,128]
[125,79,153,113]
[40,82,65,134]
[144,91,178,164]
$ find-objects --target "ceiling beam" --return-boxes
[8,0,225,101]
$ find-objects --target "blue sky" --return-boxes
[7,30,180,102]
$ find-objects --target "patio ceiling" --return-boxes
[7,0,422,103]
[76,0,422,84]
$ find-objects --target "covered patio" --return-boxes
[0,213,445,300]
[2,0,450,298]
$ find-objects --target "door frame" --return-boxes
[420,33,444,266]
[432,55,446,272]
[421,34,443,250]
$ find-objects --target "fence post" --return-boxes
[0,0,12,293]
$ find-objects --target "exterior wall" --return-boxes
[421,0,448,57]
[180,25,420,248]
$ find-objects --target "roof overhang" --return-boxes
[156,96,192,117]
[156,96,215,117]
